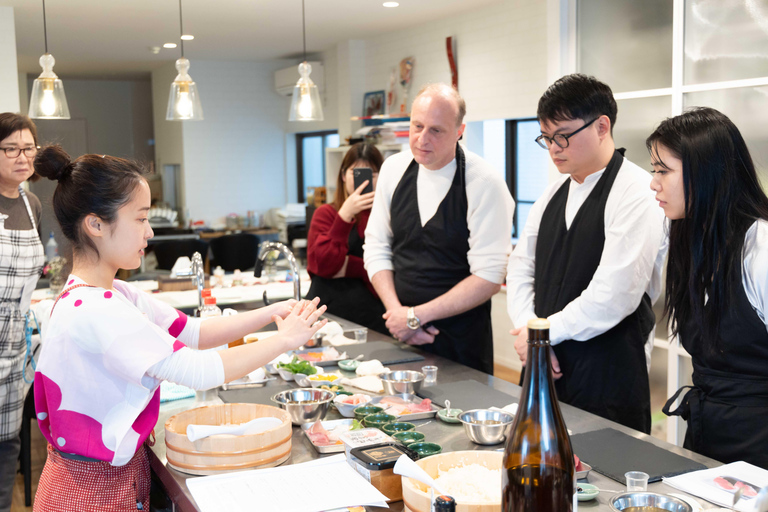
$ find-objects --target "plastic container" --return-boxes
[196,296,222,403]
[45,232,58,261]
[199,296,222,319]
[349,442,418,502]
[338,428,392,459]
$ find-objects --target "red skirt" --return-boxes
[34,443,150,511]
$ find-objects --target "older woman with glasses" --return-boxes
[0,113,44,512]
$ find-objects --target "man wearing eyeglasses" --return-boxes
[506,74,666,433]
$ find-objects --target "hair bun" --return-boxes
[34,145,73,182]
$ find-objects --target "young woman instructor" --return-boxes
[650,107,768,469]
[32,146,327,510]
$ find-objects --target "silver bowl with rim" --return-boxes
[270,388,334,425]
[379,370,425,395]
[609,492,692,512]
[458,409,515,445]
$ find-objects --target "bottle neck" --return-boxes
[519,328,556,406]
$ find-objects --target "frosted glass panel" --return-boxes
[516,120,549,202]
[684,87,768,189]
[516,203,535,240]
[614,96,672,171]
[684,0,768,85]
[578,0,673,93]
[483,119,507,179]
[302,136,324,189]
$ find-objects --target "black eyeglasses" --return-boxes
[535,117,598,149]
[0,146,39,158]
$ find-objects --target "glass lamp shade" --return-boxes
[28,54,70,119]
[166,57,204,121]
[289,61,324,122]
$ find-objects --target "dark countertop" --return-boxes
[149,316,717,512]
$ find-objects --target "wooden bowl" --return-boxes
[401,450,503,512]
[165,403,292,476]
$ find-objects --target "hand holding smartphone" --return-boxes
[353,167,374,194]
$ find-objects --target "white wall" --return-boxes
[176,59,293,224]
[360,0,549,123]
[0,7,20,114]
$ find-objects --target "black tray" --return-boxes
[218,384,294,406]
[340,341,425,365]
[569,428,707,484]
[416,379,518,411]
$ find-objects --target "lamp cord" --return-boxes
[179,0,185,58]
[302,0,306,62]
[42,0,48,54]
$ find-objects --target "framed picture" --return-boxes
[363,90,386,117]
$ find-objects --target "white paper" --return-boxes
[186,454,389,512]
[664,461,768,512]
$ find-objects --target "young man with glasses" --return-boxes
[506,74,666,433]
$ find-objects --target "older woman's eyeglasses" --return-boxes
[0,146,39,158]
[535,117,598,149]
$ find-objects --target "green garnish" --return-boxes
[277,356,317,375]
[350,419,363,431]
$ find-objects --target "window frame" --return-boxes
[296,130,338,203]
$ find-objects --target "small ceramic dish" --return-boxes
[277,368,295,381]
[392,431,426,446]
[338,359,361,372]
[333,394,372,418]
[408,442,442,457]
[294,373,312,387]
[437,408,463,424]
[381,422,416,436]
[576,461,592,480]
[576,484,599,502]
[363,413,397,429]
[353,405,384,421]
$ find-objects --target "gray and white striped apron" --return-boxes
[0,187,44,441]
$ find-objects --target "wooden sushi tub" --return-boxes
[164,403,292,476]
[402,450,503,512]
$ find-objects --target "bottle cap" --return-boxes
[201,289,211,297]
[204,296,217,305]
[435,495,456,511]
[527,318,550,330]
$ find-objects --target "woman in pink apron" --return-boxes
[0,113,44,512]
[32,145,327,511]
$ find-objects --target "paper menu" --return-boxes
[186,454,389,512]
[664,461,768,512]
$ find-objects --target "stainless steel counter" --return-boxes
[149,317,717,511]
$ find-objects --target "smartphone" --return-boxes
[353,167,374,194]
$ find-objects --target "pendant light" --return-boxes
[28,0,70,119]
[289,0,324,122]
[166,0,203,121]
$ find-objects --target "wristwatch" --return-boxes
[407,307,421,330]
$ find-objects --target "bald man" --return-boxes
[364,83,514,373]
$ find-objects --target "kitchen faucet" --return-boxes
[254,241,301,304]
[174,251,205,313]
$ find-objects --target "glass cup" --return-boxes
[422,365,438,386]
[354,328,368,343]
[625,471,649,492]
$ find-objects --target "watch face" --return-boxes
[407,317,419,329]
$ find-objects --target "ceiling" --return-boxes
[3,0,501,79]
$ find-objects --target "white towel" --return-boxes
[186,417,282,442]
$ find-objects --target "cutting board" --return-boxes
[218,384,294,406]
[341,341,425,365]
[570,428,707,483]
[417,379,518,411]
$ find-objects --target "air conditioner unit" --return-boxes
[274,61,323,96]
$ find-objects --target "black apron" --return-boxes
[663,256,768,469]
[390,144,493,374]
[533,149,654,433]
[306,222,388,334]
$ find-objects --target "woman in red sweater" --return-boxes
[306,143,388,333]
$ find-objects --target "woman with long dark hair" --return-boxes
[306,142,388,333]
[649,107,768,468]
